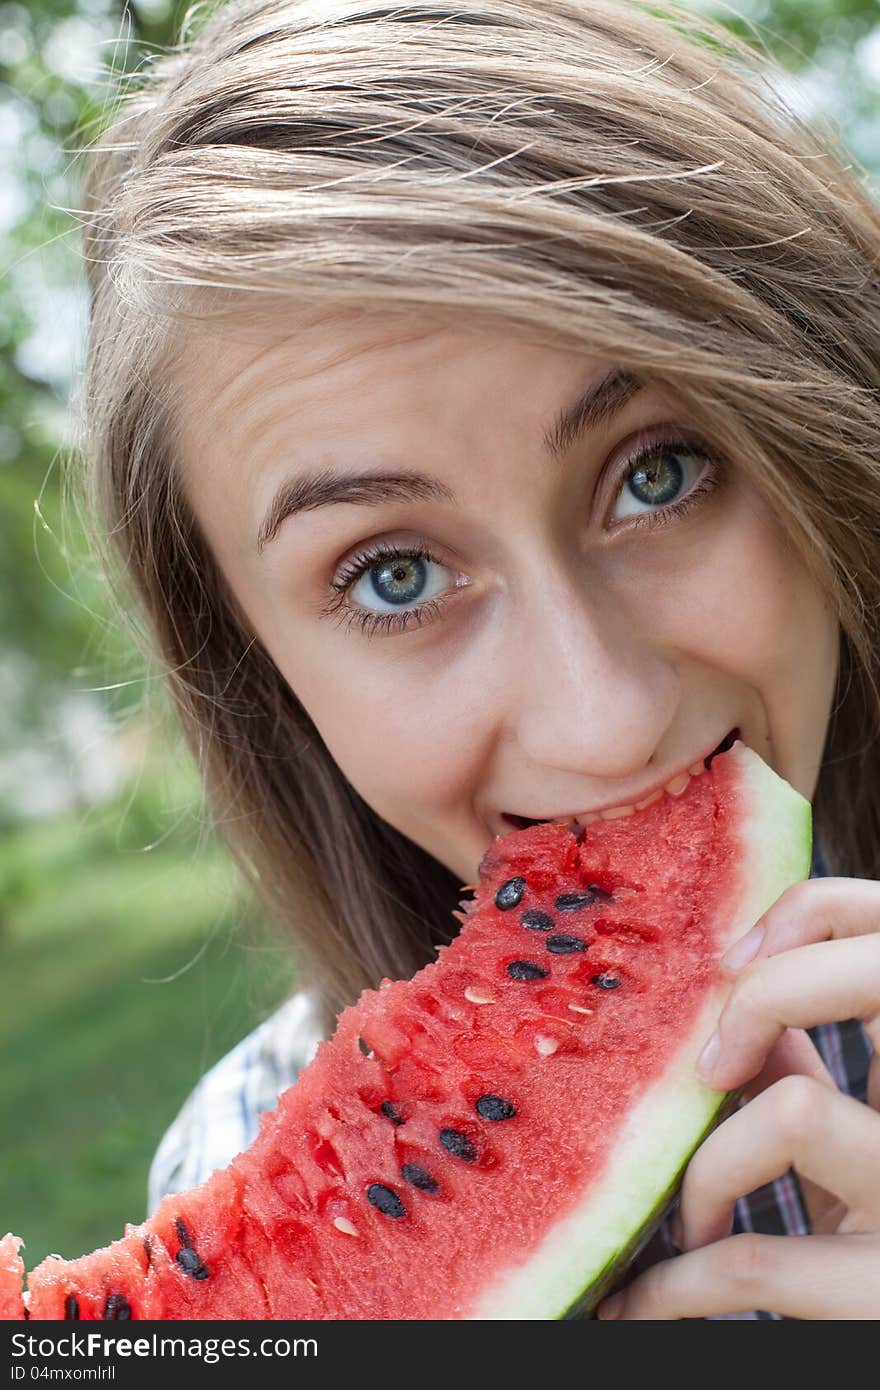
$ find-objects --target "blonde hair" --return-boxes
[71,0,880,1033]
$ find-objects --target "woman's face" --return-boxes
[176,310,839,884]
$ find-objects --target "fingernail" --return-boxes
[598,1293,624,1320]
[721,922,765,973]
[697,1030,720,1081]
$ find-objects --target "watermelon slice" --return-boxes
[2,740,811,1320]
[0,1236,25,1321]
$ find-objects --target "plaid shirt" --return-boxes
[148,838,872,1320]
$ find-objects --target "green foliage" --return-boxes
[0,760,295,1264]
[717,0,880,60]
[0,0,182,745]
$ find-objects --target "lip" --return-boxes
[496,726,742,832]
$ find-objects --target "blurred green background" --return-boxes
[1,0,878,1269]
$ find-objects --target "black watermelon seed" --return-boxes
[401,1163,439,1193]
[174,1218,209,1278]
[366,1183,407,1218]
[358,1036,372,1056]
[546,934,588,954]
[587,884,614,901]
[554,891,595,911]
[591,972,621,989]
[475,1094,516,1121]
[507,960,549,981]
[494,876,526,910]
[63,1294,79,1321]
[380,1100,404,1125]
[439,1128,478,1162]
[520,909,554,932]
[102,1293,132,1320]
[176,1246,209,1280]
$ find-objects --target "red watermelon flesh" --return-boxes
[0,1236,24,1320]
[3,740,811,1320]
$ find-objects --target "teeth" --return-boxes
[580,764,700,823]
[634,788,663,810]
[505,754,716,836]
[664,771,691,796]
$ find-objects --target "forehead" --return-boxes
[174,305,593,439]
[172,307,605,538]
[177,307,443,425]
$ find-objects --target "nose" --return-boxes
[509,573,679,783]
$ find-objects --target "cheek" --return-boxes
[624,479,838,795]
[282,648,473,816]
[628,481,834,688]
[702,489,837,703]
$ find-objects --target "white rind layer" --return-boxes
[469,742,812,1320]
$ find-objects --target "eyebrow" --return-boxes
[255,367,643,552]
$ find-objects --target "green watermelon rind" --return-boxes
[560,1087,742,1319]
[469,742,812,1320]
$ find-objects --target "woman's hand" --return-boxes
[596,876,880,1319]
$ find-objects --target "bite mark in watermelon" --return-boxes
[2,741,811,1319]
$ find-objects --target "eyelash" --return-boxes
[322,436,723,639]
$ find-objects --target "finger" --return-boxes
[739,1028,839,1234]
[740,1030,879,1229]
[739,1029,843,1233]
[740,1026,834,1101]
[678,1076,880,1250]
[718,876,879,1114]
[869,1050,880,1112]
[596,1233,880,1320]
[700,936,880,1091]
[721,877,880,976]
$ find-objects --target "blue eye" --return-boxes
[323,436,723,639]
[326,540,462,638]
[611,440,714,523]
[349,549,450,613]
